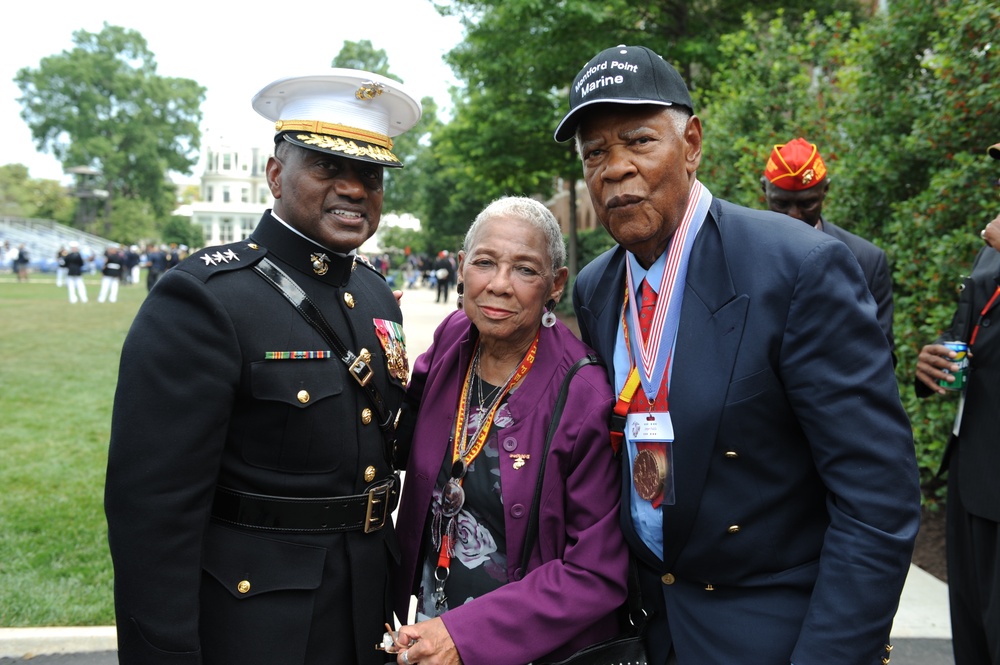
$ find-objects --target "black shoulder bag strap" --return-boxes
[518,353,647,636]
[253,256,398,463]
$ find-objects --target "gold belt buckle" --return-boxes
[348,348,374,387]
[364,482,390,533]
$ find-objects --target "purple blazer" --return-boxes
[393,310,628,664]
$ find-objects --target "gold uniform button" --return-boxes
[364,465,376,482]
[237,580,251,594]
[297,390,310,404]
[724,451,739,458]
[361,408,373,425]
[661,573,675,585]
[247,243,259,250]
[705,583,715,591]
[727,524,741,534]
[344,292,355,308]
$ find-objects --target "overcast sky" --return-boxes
[1,0,465,183]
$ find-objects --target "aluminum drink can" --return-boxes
[939,341,969,391]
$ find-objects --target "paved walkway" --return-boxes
[0,285,956,663]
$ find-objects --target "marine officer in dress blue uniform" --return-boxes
[105,69,421,665]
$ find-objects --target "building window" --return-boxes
[222,186,231,203]
[221,217,234,242]
[207,186,214,202]
[241,217,256,238]
[259,188,269,204]
[223,153,232,170]
[241,187,249,203]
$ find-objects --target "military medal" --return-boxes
[374,319,408,383]
[633,448,668,502]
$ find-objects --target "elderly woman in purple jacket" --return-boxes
[389,197,628,665]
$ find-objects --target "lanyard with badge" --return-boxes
[613,180,709,508]
[432,332,539,611]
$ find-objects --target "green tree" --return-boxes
[698,11,852,208]
[104,196,159,245]
[331,40,440,217]
[434,0,865,276]
[850,0,999,505]
[0,164,74,223]
[678,0,1000,504]
[161,215,205,248]
[14,23,204,224]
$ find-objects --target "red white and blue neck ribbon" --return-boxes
[625,180,712,403]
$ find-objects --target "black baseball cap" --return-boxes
[554,44,694,143]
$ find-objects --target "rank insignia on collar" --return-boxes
[373,319,408,384]
[311,253,330,276]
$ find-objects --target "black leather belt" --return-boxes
[211,479,398,534]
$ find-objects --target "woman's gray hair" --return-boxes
[463,196,566,271]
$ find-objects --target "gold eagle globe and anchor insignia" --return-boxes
[311,252,330,276]
[356,81,385,101]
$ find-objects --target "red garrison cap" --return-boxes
[764,138,828,191]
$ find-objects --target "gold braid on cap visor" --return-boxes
[275,120,400,164]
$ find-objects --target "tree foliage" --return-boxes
[0,164,75,223]
[331,39,443,219]
[14,23,204,225]
[695,0,999,503]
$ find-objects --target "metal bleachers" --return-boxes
[0,217,117,273]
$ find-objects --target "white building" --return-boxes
[179,141,421,253]
[184,141,274,247]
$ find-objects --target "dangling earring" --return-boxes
[541,299,557,328]
[456,282,464,309]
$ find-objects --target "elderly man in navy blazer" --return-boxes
[761,137,896,364]
[558,44,920,665]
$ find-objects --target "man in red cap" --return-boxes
[915,142,1000,665]
[762,137,896,363]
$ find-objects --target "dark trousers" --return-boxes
[947,447,1000,665]
[436,280,449,303]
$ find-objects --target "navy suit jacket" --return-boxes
[821,220,895,361]
[573,197,920,665]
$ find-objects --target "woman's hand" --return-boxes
[394,617,462,665]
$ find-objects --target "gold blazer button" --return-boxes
[297,390,310,404]
[237,580,251,594]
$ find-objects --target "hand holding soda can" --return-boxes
[938,341,969,391]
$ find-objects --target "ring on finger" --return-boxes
[402,648,411,665]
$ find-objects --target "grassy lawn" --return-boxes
[0,272,147,626]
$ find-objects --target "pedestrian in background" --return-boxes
[761,137,896,363]
[64,242,88,304]
[55,246,68,287]
[914,141,1000,665]
[98,245,124,303]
